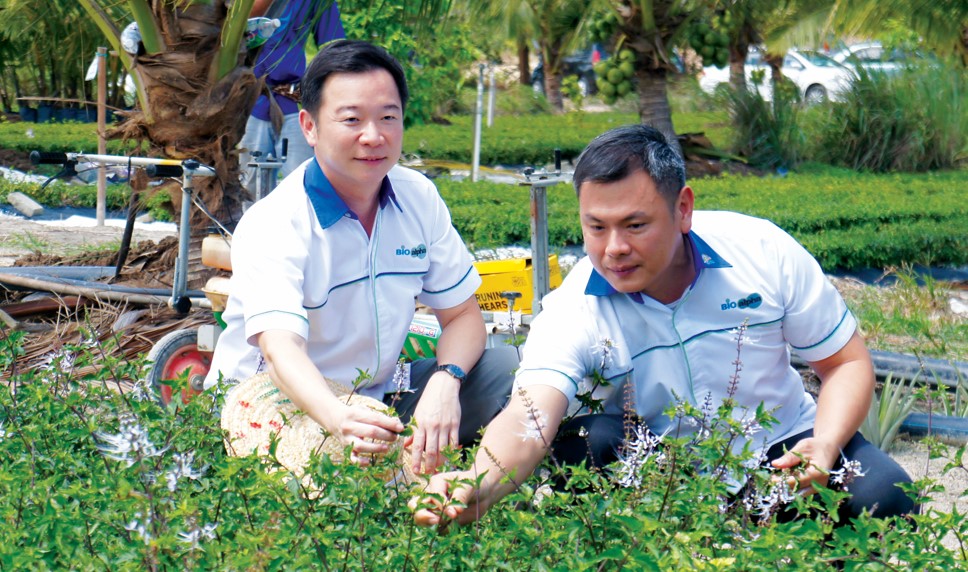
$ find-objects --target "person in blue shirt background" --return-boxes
[240,0,345,193]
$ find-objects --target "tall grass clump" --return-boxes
[726,78,803,171]
[808,62,967,172]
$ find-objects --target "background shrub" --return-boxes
[727,82,803,171]
[806,62,967,172]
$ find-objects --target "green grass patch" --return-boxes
[839,267,968,361]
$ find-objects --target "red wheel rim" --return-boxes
[159,347,211,405]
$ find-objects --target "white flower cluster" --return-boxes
[740,415,762,439]
[39,349,75,374]
[747,481,796,523]
[532,484,553,507]
[518,411,548,442]
[615,425,664,490]
[129,377,154,402]
[829,458,866,491]
[391,360,412,393]
[166,451,207,492]
[592,337,615,371]
[177,522,217,549]
[94,413,167,467]
[0,421,5,443]
[125,511,153,544]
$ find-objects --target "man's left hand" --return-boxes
[770,437,840,493]
[408,372,461,474]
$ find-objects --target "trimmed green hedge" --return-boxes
[437,164,968,271]
[404,111,731,166]
[2,118,965,272]
[4,165,964,271]
[0,179,173,222]
[0,121,132,154]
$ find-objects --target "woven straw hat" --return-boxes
[221,373,416,487]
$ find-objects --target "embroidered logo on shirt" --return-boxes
[395,244,427,259]
[721,293,762,311]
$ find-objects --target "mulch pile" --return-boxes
[2,237,215,382]
[1,296,212,384]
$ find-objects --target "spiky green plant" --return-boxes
[861,373,920,452]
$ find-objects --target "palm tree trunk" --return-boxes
[728,41,749,92]
[517,39,531,85]
[635,66,681,156]
[543,42,565,113]
[765,52,784,96]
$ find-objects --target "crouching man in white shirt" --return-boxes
[205,40,516,476]
[411,124,914,525]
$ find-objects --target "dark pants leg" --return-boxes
[386,346,518,445]
[767,429,917,521]
[550,414,627,469]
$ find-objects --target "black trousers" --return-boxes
[550,414,917,520]
[385,346,518,446]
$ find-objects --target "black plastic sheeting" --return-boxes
[792,350,968,389]
[0,265,204,298]
[901,412,968,442]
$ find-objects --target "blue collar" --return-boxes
[584,230,732,298]
[304,159,401,229]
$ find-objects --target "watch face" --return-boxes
[436,364,466,381]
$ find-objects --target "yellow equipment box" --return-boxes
[473,255,563,313]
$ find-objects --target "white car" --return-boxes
[698,48,855,104]
[831,41,926,75]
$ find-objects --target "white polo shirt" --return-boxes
[515,211,857,449]
[204,160,481,398]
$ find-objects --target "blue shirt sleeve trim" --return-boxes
[790,308,851,351]
[422,265,475,295]
[247,309,309,324]
[519,367,581,392]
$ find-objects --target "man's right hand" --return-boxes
[327,400,405,464]
[409,470,489,527]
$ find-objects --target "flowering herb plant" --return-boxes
[1,326,966,570]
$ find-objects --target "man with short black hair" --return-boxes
[412,124,914,525]
[207,40,516,475]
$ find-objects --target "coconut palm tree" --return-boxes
[76,0,452,282]
[595,0,704,154]
[471,0,590,113]
[0,0,127,111]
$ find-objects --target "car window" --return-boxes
[854,47,884,62]
[800,50,847,69]
[783,55,803,70]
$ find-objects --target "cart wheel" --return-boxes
[147,329,212,405]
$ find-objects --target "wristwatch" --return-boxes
[433,363,467,383]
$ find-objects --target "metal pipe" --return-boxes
[96,47,107,227]
[171,167,195,313]
[0,272,169,306]
[487,65,495,127]
[472,64,484,182]
[529,182,550,316]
